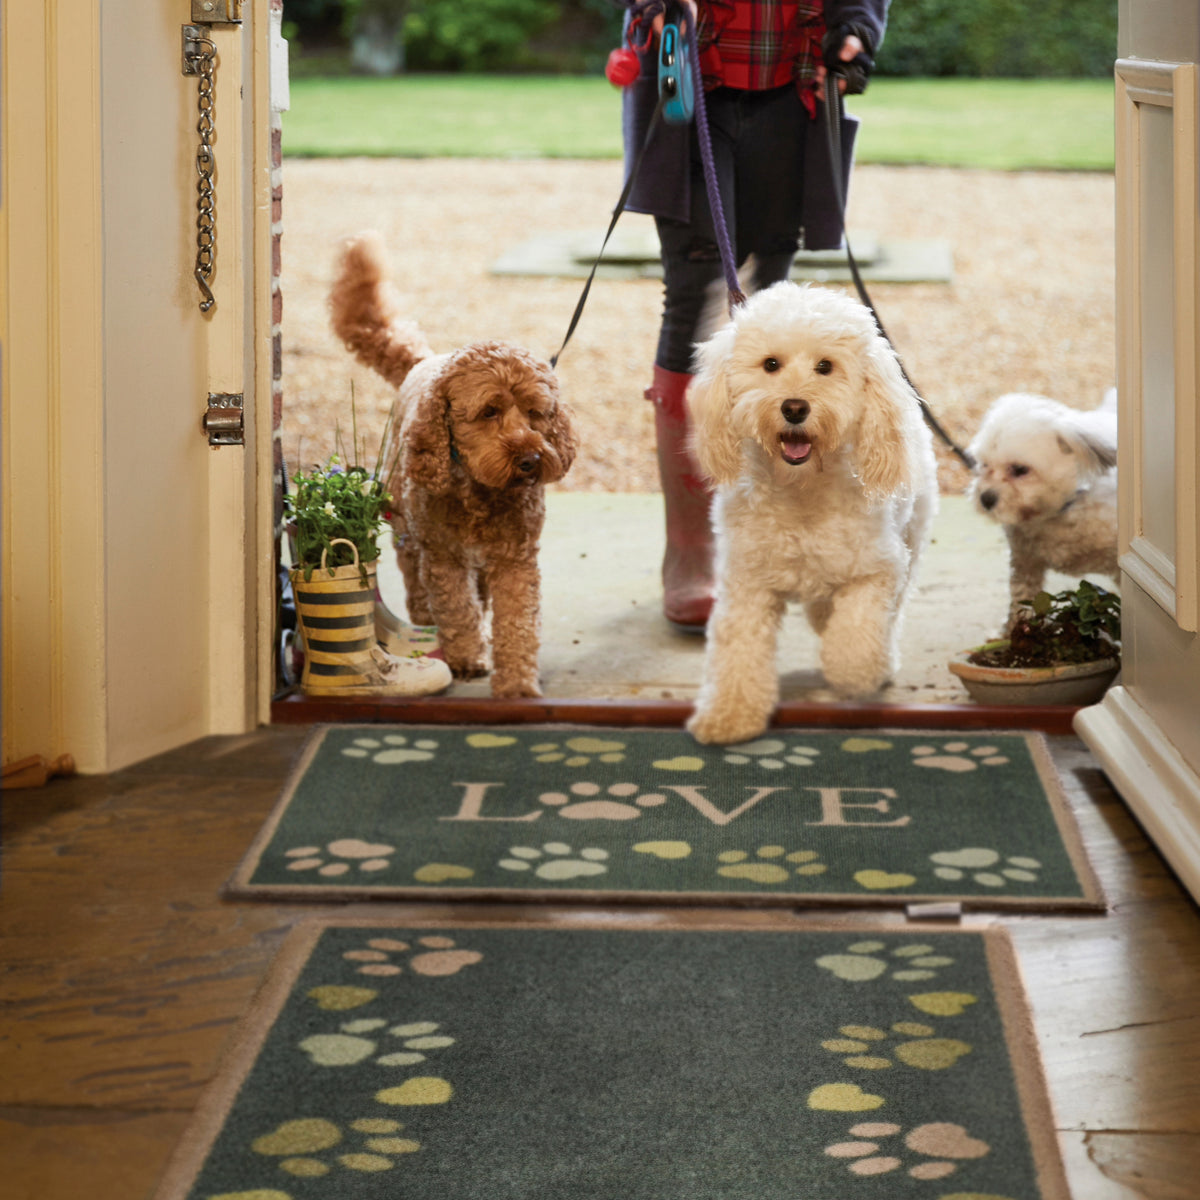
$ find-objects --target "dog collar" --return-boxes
[1056,485,1087,516]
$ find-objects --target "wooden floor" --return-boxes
[2,723,1199,1199]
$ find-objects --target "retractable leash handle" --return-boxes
[658,18,694,124]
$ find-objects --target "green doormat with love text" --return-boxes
[151,922,1070,1200]
[226,726,1102,910]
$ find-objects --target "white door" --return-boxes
[1076,1,1200,902]
[1,0,275,772]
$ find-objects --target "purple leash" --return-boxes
[682,8,746,308]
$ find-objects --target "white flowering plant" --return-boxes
[285,405,395,581]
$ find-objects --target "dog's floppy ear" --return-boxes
[403,372,456,495]
[545,408,577,481]
[687,324,743,485]
[1055,413,1118,475]
[856,334,926,499]
[541,369,578,482]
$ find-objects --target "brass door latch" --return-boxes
[202,393,245,447]
[191,0,242,24]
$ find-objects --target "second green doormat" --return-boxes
[228,726,1103,910]
[152,922,1070,1200]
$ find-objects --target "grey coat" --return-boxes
[620,0,890,251]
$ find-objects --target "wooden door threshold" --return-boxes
[271,693,1082,735]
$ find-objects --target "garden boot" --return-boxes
[646,364,715,632]
[374,589,443,660]
[291,557,453,696]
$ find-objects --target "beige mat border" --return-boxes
[150,916,1073,1200]
[226,725,1105,912]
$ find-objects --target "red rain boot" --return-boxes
[646,364,715,632]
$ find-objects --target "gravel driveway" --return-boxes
[280,158,1115,495]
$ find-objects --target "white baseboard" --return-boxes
[1075,686,1200,905]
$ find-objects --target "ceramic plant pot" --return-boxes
[948,651,1120,707]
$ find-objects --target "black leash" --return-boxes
[552,3,744,369]
[822,76,974,469]
[550,89,669,370]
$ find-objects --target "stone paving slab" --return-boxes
[490,217,953,285]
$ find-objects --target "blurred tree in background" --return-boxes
[283,0,624,75]
[281,0,1114,78]
[872,0,1117,77]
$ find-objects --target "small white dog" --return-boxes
[967,390,1118,614]
[685,282,938,745]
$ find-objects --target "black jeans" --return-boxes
[654,84,810,374]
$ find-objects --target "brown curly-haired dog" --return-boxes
[329,232,577,698]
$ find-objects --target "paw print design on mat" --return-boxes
[250,1116,422,1178]
[412,861,475,884]
[340,734,439,764]
[931,847,1042,888]
[299,1019,454,1069]
[498,842,609,880]
[633,840,692,860]
[824,1120,992,1181]
[536,781,668,821]
[840,736,893,753]
[816,941,955,983]
[285,839,395,876]
[307,985,378,1011]
[464,732,517,749]
[721,738,821,769]
[528,736,626,766]
[342,936,482,978]
[910,741,1010,772]
[820,1021,972,1071]
[853,869,917,891]
[717,846,828,883]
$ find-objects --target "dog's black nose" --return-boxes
[781,398,810,425]
[979,489,998,511]
[516,452,541,475]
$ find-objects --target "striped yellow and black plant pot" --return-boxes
[291,540,378,694]
[290,539,451,697]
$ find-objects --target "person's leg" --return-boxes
[733,85,808,292]
[646,91,740,632]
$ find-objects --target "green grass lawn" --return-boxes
[850,78,1114,171]
[282,74,1114,171]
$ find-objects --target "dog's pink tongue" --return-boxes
[780,433,812,464]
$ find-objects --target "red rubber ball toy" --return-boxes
[605,47,640,88]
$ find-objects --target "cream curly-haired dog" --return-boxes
[684,282,938,745]
[329,232,577,698]
[968,389,1118,617]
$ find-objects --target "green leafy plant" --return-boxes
[285,401,395,581]
[968,581,1121,669]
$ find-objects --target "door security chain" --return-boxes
[182,26,218,312]
[183,4,244,444]
[182,4,241,313]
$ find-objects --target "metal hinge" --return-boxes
[203,393,245,446]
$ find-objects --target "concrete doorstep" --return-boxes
[374,492,1095,707]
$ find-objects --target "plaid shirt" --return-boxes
[697,0,826,112]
